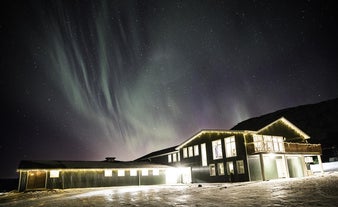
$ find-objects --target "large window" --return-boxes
[201,143,207,166]
[226,161,234,175]
[168,154,172,163]
[253,135,285,152]
[212,139,223,159]
[225,136,237,157]
[194,145,199,156]
[217,163,225,175]
[188,146,194,157]
[173,153,177,162]
[209,164,216,176]
[236,160,245,174]
[183,148,188,158]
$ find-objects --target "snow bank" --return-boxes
[311,161,338,172]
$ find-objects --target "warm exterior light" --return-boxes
[50,170,60,178]
[117,169,125,176]
[104,169,112,177]
[165,168,178,184]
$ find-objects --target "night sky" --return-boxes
[1,0,338,178]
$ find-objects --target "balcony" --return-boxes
[246,142,322,155]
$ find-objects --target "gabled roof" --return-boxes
[17,160,172,170]
[135,146,178,161]
[176,129,253,150]
[257,117,310,139]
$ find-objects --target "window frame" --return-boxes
[212,139,223,160]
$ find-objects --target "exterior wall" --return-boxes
[146,152,181,167]
[19,169,167,192]
[248,154,307,181]
[179,132,250,183]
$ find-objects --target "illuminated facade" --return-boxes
[17,159,177,192]
[17,117,323,191]
[138,117,323,183]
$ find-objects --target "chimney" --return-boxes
[105,157,116,162]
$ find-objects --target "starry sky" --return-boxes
[1,0,338,178]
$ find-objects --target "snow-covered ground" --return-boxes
[1,172,338,207]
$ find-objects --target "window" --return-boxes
[236,160,245,174]
[188,146,194,157]
[194,145,199,156]
[201,143,207,166]
[277,137,285,152]
[153,169,159,176]
[142,169,148,176]
[178,152,181,161]
[118,169,125,176]
[50,170,59,178]
[253,134,263,151]
[173,153,177,162]
[104,169,112,177]
[168,154,172,163]
[263,135,273,151]
[217,163,225,175]
[226,162,234,175]
[225,136,237,157]
[253,134,285,152]
[130,169,137,176]
[209,164,216,176]
[212,139,223,159]
[183,148,188,158]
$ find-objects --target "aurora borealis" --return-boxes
[1,0,338,178]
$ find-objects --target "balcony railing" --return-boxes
[246,142,322,155]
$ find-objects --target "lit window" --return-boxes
[227,161,234,175]
[188,146,193,157]
[168,154,172,163]
[104,169,112,177]
[194,145,199,156]
[130,169,137,176]
[278,136,285,152]
[153,169,159,176]
[236,160,245,174]
[142,169,148,176]
[212,139,223,159]
[263,135,273,151]
[253,134,263,152]
[118,169,125,176]
[217,163,224,175]
[201,143,207,166]
[50,170,59,178]
[209,164,216,176]
[225,136,237,157]
[183,148,188,158]
[173,153,177,162]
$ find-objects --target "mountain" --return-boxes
[231,98,338,161]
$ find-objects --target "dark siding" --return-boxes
[179,132,250,183]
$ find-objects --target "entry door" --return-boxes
[276,159,286,178]
[27,171,47,189]
[181,167,192,184]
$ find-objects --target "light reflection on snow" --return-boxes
[2,173,338,207]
